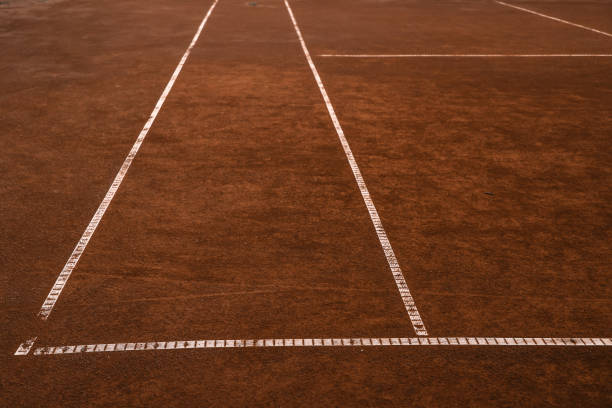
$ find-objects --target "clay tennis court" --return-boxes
[2,0,611,406]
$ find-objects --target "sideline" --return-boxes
[496,1,612,38]
[283,0,427,335]
[36,0,221,321]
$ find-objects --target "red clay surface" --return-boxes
[297,0,612,338]
[2,0,611,406]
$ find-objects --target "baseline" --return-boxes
[19,337,612,356]
[318,54,612,58]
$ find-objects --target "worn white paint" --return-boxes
[319,54,612,58]
[496,1,612,38]
[37,0,221,320]
[284,0,428,336]
[26,337,612,355]
[14,337,38,356]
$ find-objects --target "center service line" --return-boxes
[283,0,427,336]
[36,0,220,321]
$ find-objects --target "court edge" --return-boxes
[15,337,612,356]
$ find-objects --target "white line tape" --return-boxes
[319,54,612,58]
[496,1,612,38]
[27,337,612,355]
[283,0,428,336]
[36,0,220,320]
[14,337,38,356]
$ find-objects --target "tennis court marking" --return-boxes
[284,0,427,336]
[18,337,612,356]
[496,1,612,38]
[14,337,37,356]
[318,54,612,58]
[35,0,220,321]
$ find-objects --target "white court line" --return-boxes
[14,337,38,356]
[283,0,427,336]
[22,337,612,355]
[319,54,612,58]
[36,0,220,320]
[496,1,612,38]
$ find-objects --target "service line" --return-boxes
[36,0,220,320]
[283,0,427,336]
[21,337,612,355]
[496,1,612,38]
[319,54,612,58]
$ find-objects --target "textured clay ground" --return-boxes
[2,0,611,406]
